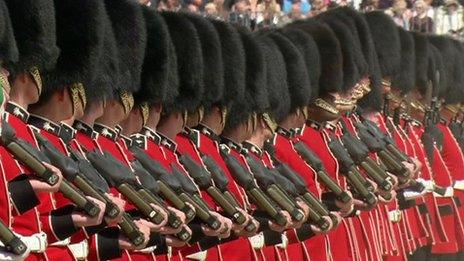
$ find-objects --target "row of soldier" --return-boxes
[0,0,463,260]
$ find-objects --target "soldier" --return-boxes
[154,11,233,260]
[194,18,263,261]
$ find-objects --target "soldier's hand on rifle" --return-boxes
[401,161,415,177]
[288,200,309,229]
[141,204,168,232]
[410,158,422,175]
[166,230,190,248]
[378,189,396,203]
[235,215,260,237]
[104,193,126,225]
[29,162,63,193]
[169,207,186,223]
[72,197,106,227]
[335,191,354,216]
[231,208,251,231]
[201,211,232,238]
[269,211,291,232]
[329,212,342,230]
[310,216,333,235]
[119,220,151,250]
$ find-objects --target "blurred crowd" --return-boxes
[139,0,464,38]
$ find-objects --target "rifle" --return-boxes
[69,151,146,246]
[170,164,221,230]
[292,141,352,203]
[178,155,255,231]
[271,165,333,230]
[201,155,242,208]
[0,220,27,255]
[86,150,166,225]
[328,138,378,206]
[245,156,305,222]
[340,132,393,195]
[221,151,288,227]
[36,136,120,219]
[130,146,196,221]
[132,162,192,242]
[0,122,100,217]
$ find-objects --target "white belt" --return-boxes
[417,179,435,192]
[49,237,70,247]
[388,210,402,223]
[434,187,454,198]
[454,180,464,191]
[276,234,288,249]
[403,190,425,200]
[19,232,47,253]
[249,233,265,250]
[186,250,207,261]
[135,246,157,254]
[68,240,88,261]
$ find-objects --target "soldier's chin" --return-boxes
[307,105,340,122]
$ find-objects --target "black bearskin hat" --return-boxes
[42,0,106,96]
[0,0,17,64]
[85,9,120,102]
[265,31,311,112]
[137,7,178,107]
[210,19,246,109]
[162,11,204,114]
[184,13,224,113]
[316,14,362,92]
[391,28,415,94]
[280,27,320,102]
[5,0,59,77]
[106,0,146,98]
[224,26,268,131]
[428,43,446,99]
[412,32,429,95]
[257,36,290,123]
[428,35,455,99]
[364,11,401,78]
[287,19,343,98]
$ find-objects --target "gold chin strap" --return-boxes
[262,113,277,134]
[29,67,42,95]
[183,110,188,127]
[70,83,87,113]
[198,106,205,123]
[302,106,309,120]
[0,73,10,94]
[220,106,228,127]
[445,104,459,114]
[120,91,134,115]
[251,112,258,132]
[314,98,339,115]
[381,79,392,88]
[140,102,150,126]
[409,99,426,113]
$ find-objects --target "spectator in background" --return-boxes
[360,0,379,10]
[308,0,328,16]
[280,1,306,24]
[229,0,253,27]
[410,0,435,32]
[205,2,219,15]
[386,0,413,29]
[256,0,282,27]
[157,0,182,11]
[435,0,464,34]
